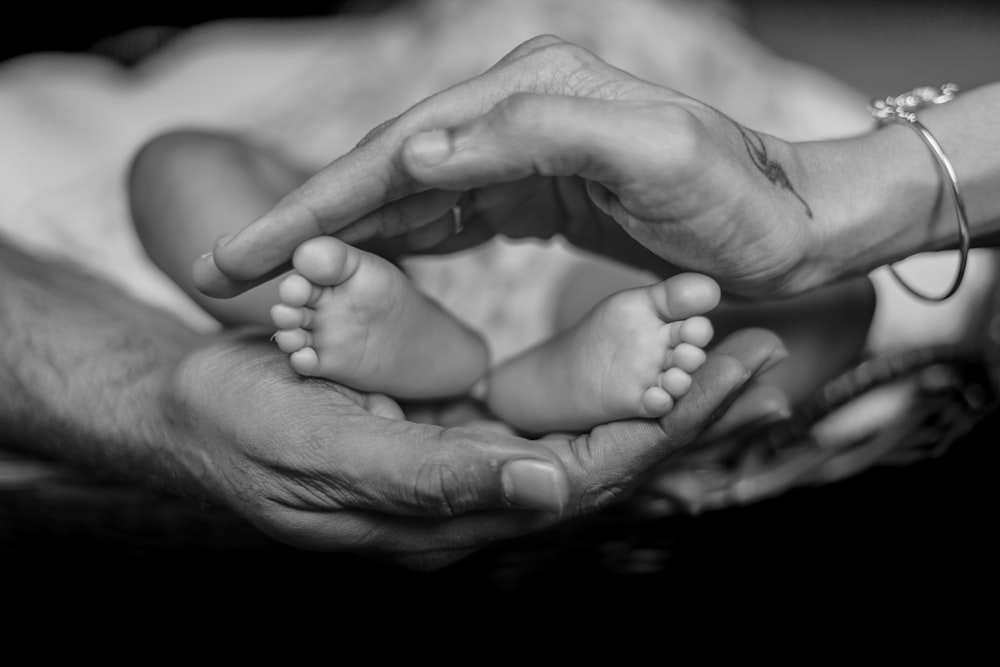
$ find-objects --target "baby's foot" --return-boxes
[485,273,720,434]
[270,237,489,399]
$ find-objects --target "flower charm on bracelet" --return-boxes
[870,83,959,123]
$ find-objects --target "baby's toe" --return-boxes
[278,274,321,308]
[292,237,352,285]
[289,347,321,376]
[274,328,312,354]
[270,303,313,329]
[679,316,713,348]
[660,367,692,398]
[639,386,675,418]
[651,273,721,321]
[671,343,707,373]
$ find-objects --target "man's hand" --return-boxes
[194,35,827,300]
[1,234,786,571]
[164,327,785,571]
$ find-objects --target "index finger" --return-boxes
[193,35,626,298]
[192,138,410,297]
[194,77,512,297]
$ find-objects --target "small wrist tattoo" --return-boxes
[736,125,813,219]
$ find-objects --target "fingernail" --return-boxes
[407,130,453,166]
[501,460,567,514]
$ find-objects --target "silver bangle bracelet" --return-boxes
[869,83,970,303]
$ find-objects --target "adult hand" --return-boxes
[194,35,852,300]
[166,326,785,571]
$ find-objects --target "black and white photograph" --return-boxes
[1,0,996,613]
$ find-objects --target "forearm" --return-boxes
[0,237,212,498]
[797,81,1000,287]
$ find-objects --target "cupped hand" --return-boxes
[194,35,826,300]
[164,326,785,571]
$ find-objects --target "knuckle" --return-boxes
[279,190,328,238]
[410,454,473,518]
[528,38,597,70]
[503,36,609,96]
[502,34,570,63]
[563,433,633,516]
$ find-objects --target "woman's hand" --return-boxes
[194,35,835,300]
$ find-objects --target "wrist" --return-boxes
[157,330,271,504]
[793,123,945,288]
[93,329,220,501]
[150,348,222,502]
[796,82,1000,289]
[159,330,300,508]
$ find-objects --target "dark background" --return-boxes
[0,1,355,63]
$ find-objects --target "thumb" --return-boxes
[401,92,685,191]
[348,417,572,516]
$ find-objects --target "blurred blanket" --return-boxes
[0,0,992,364]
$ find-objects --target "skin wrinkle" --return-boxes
[572,433,633,514]
[545,42,605,94]
[553,431,601,514]
[414,426,508,517]
[584,77,642,104]
[414,457,464,517]
[245,412,354,496]
[265,474,352,513]
[250,425,371,511]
